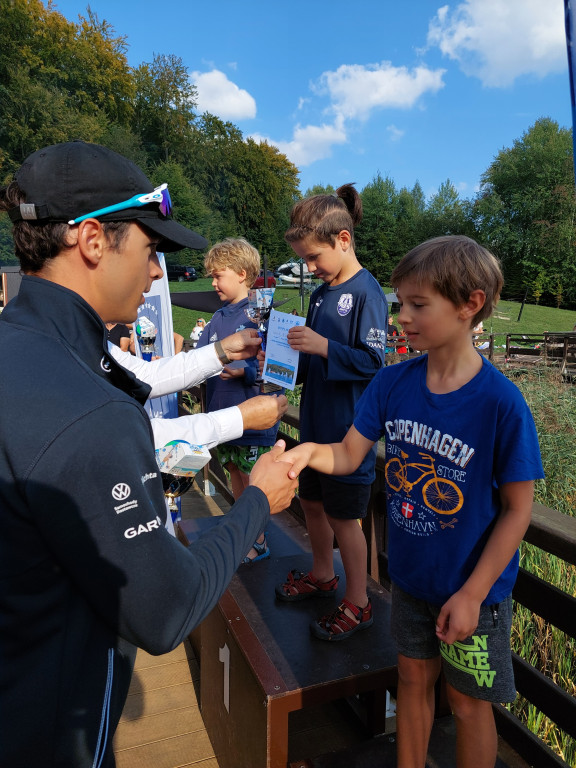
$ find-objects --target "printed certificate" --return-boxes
[263,309,305,390]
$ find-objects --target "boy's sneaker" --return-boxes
[275,570,339,602]
[310,598,373,641]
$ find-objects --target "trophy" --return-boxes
[161,472,195,523]
[245,288,282,393]
[135,315,157,361]
[157,440,211,523]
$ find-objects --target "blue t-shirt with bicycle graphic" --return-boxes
[354,354,544,606]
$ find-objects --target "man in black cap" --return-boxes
[0,141,297,768]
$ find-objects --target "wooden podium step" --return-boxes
[199,551,398,768]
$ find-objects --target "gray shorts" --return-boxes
[391,583,516,703]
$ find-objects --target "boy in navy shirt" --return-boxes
[275,184,387,640]
[283,235,543,768]
[197,238,282,562]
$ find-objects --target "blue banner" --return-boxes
[565,0,576,183]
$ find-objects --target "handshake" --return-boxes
[247,439,305,515]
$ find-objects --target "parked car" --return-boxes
[166,265,198,282]
[252,270,276,288]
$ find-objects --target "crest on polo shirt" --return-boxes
[337,293,353,316]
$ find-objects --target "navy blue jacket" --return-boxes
[0,276,269,768]
[299,269,388,484]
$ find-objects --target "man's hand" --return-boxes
[249,440,297,514]
[238,395,287,431]
[221,329,261,360]
[287,325,328,357]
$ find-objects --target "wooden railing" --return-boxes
[183,389,576,767]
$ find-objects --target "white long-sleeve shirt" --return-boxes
[108,343,243,449]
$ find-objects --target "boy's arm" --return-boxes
[435,480,534,645]
[286,299,386,380]
[284,426,375,478]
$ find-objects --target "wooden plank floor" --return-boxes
[114,640,218,768]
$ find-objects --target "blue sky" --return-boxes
[54,0,570,200]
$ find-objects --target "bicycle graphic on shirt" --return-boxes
[385,451,464,515]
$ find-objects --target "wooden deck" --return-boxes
[114,640,217,768]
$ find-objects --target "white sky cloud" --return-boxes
[387,124,405,142]
[251,120,348,167]
[190,69,256,119]
[427,0,565,87]
[316,62,446,121]
[251,62,444,168]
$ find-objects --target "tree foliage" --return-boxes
[474,118,576,304]
[2,2,576,307]
[133,54,197,164]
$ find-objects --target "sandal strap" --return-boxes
[242,536,270,564]
[251,538,267,557]
[284,569,338,595]
[320,598,372,635]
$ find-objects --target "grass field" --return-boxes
[169,278,576,340]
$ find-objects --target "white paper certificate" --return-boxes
[263,309,305,390]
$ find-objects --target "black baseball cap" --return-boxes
[9,140,208,252]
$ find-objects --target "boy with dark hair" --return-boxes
[276,184,387,641]
[283,235,544,768]
[0,141,296,768]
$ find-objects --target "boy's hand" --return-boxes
[287,326,328,357]
[221,329,261,360]
[249,440,298,514]
[237,394,287,431]
[220,365,245,380]
[280,443,314,479]
[435,590,482,645]
[256,348,265,377]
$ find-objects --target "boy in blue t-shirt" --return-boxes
[283,235,544,768]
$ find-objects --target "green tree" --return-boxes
[421,179,470,240]
[356,173,399,283]
[303,184,335,197]
[67,8,134,125]
[0,215,18,265]
[393,183,427,262]
[474,118,576,305]
[0,65,105,175]
[186,115,299,262]
[151,160,212,267]
[133,54,197,163]
[0,0,134,173]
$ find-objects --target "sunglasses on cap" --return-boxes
[68,183,172,225]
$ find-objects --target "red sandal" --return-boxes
[275,570,339,602]
[310,598,373,641]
